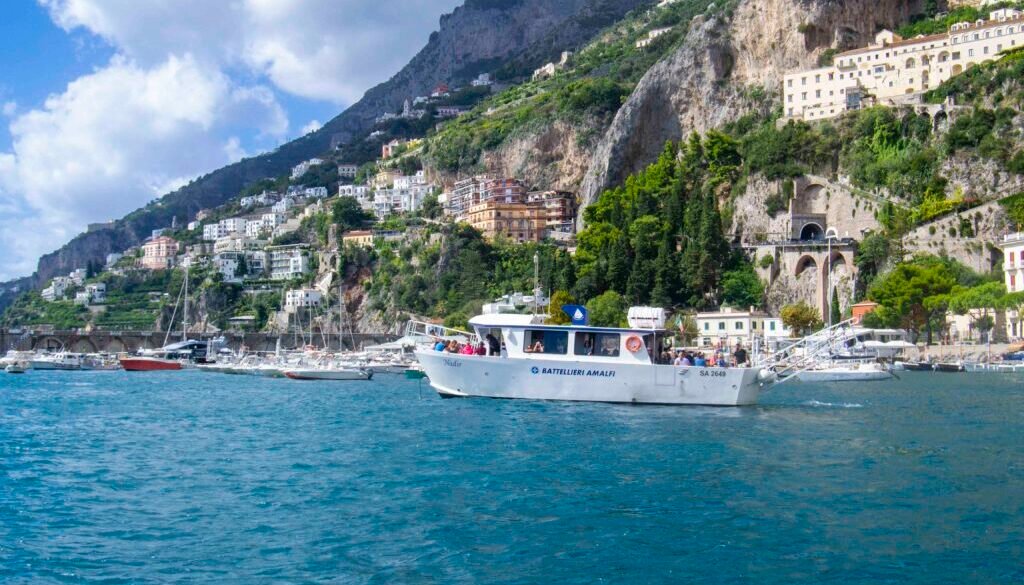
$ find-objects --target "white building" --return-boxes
[240,191,278,208]
[303,186,328,199]
[69,268,87,285]
[203,223,227,241]
[339,184,370,201]
[41,276,75,302]
[1001,232,1024,339]
[75,283,107,305]
[213,235,265,254]
[695,306,770,348]
[471,73,493,87]
[268,245,309,281]
[784,9,1024,121]
[221,217,247,235]
[284,289,323,313]
[187,220,200,231]
[272,197,295,214]
[291,158,324,180]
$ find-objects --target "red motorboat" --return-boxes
[119,340,208,372]
[118,356,184,371]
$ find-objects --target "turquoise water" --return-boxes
[1,371,1022,584]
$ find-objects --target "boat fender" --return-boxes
[625,336,643,353]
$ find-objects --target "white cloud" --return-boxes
[1,102,16,117]
[40,0,463,104]
[300,119,322,136]
[0,54,288,280]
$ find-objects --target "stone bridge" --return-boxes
[0,329,398,354]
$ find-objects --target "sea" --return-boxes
[1,370,1022,584]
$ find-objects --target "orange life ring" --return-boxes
[625,335,643,353]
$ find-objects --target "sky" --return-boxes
[0,0,462,281]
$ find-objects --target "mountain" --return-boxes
[0,0,656,310]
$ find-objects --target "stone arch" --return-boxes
[938,50,950,63]
[921,69,930,90]
[934,110,949,132]
[906,57,917,68]
[800,222,825,241]
[921,55,931,67]
[794,254,819,277]
[794,182,828,215]
[104,338,127,353]
[33,336,66,351]
[952,64,963,75]
[69,338,98,353]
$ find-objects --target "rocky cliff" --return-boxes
[4,0,655,308]
[576,0,935,221]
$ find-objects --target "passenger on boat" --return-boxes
[460,343,476,356]
[485,333,501,356]
[446,341,460,353]
[599,337,617,357]
[578,334,595,356]
[672,351,684,366]
[475,342,486,356]
[733,344,748,366]
[434,339,447,352]
[694,353,706,367]
[526,340,544,353]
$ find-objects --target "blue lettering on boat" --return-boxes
[538,367,615,378]
[442,359,463,368]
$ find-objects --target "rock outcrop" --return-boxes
[577,0,934,223]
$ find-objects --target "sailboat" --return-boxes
[120,265,207,371]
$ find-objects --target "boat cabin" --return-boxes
[469,314,669,365]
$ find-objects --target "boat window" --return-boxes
[574,332,620,357]
[523,330,568,355]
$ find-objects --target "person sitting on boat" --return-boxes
[434,339,446,352]
[599,337,618,357]
[475,342,486,356]
[694,353,707,367]
[673,351,684,366]
[460,343,476,356]
[578,334,595,356]
[446,340,460,353]
[526,340,544,353]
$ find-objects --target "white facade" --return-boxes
[696,307,770,348]
[69,268,87,285]
[303,186,328,199]
[268,246,309,281]
[284,289,323,313]
[42,276,75,302]
[291,158,324,180]
[784,10,1024,120]
[272,197,295,214]
[187,220,200,231]
[203,223,227,241]
[1001,232,1024,341]
[338,163,359,179]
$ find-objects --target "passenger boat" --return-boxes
[793,362,892,383]
[30,352,85,371]
[119,340,208,372]
[414,311,770,406]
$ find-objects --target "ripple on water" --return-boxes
[1,371,1023,584]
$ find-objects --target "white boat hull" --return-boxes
[794,368,892,383]
[284,368,372,381]
[415,351,764,406]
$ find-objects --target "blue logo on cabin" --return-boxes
[562,305,589,326]
[531,367,540,374]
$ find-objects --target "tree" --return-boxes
[720,263,764,309]
[830,287,842,325]
[586,290,627,328]
[332,197,372,231]
[867,257,957,343]
[781,302,823,337]
[547,290,576,325]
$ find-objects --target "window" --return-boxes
[787,79,793,87]
[735,322,744,330]
[953,51,961,60]
[718,322,725,331]
[523,330,568,355]
[1012,274,1017,291]
[770,322,777,331]
[703,322,709,331]
[575,332,620,357]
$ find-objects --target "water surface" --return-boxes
[1,371,1022,583]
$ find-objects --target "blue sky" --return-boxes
[0,0,461,281]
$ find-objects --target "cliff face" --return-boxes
[576,0,934,220]
[13,0,654,300]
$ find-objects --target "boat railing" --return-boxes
[404,320,478,345]
[760,319,863,383]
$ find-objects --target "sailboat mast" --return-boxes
[182,263,189,342]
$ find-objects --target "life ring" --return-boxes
[625,336,643,353]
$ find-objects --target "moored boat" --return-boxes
[119,340,208,372]
[5,361,30,374]
[283,367,372,381]
[793,362,892,383]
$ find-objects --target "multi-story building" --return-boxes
[784,8,1024,121]
[1001,232,1024,339]
[221,217,247,235]
[527,190,577,238]
[267,245,310,281]
[187,220,200,231]
[272,197,295,214]
[303,186,328,199]
[284,289,323,313]
[338,163,359,179]
[446,175,490,218]
[291,158,323,180]
[41,276,75,302]
[339,184,370,200]
[382,139,408,159]
[203,223,227,241]
[695,306,770,349]
[342,230,375,247]
[213,236,265,254]
[464,200,546,243]
[141,236,179,270]
[69,268,87,286]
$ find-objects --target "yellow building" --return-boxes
[342,230,375,248]
[784,9,1024,121]
[464,201,546,243]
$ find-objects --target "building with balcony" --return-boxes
[784,9,1024,121]
[695,306,770,349]
[464,200,546,243]
[141,236,179,270]
[284,289,323,313]
[268,245,310,281]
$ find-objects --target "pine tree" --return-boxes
[830,286,842,325]
[652,230,680,307]
[606,234,630,294]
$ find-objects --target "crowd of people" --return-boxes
[658,344,748,368]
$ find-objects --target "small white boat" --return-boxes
[283,367,372,381]
[31,352,85,371]
[794,363,892,383]
[5,361,30,374]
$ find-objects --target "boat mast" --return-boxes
[182,263,189,342]
[533,251,539,317]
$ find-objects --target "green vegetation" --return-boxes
[780,302,822,337]
[425,0,733,172]
[0,294,89,330]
